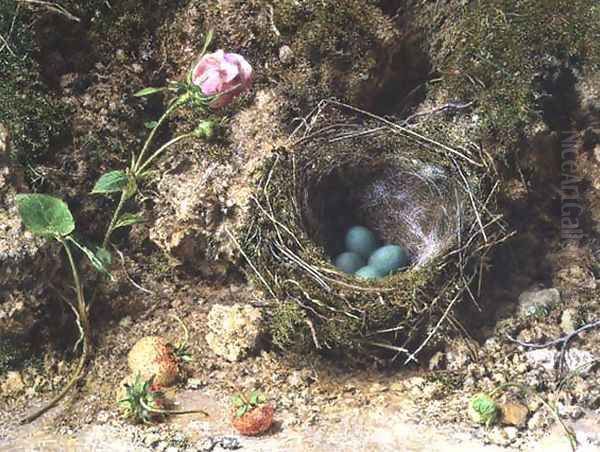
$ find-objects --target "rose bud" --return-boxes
[192,50,252,108]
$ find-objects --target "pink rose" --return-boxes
[192,50,252,108]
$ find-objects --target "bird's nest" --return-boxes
[239,100,511,363]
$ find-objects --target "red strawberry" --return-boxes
[232,404,274,436]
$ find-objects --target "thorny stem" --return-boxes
[20,240,91,424]
[136,133,194,175]
[488,383,577,452]
[102,190,127,249]
[139,398,209,417]
[132,101,182,173]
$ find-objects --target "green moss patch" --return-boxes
[0,0,70,163]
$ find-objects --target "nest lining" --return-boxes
[302,157,468,270]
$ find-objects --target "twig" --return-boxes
[505,319,600,375]
[139,399,209,417]
[401,101,475,126]
[17,0,80,22]
[113,245,154,295]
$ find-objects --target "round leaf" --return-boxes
[15,194,75,238]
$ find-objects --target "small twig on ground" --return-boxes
[401,101,475,126]
[113,245,155,295]
[17,0,80,22]
[505,319,600,375]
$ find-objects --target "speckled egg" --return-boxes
[355,265,385,280]
[345,226,378,258]
[368,244,409,275]
[334,252,366,274]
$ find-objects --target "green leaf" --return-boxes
[144,121,159,130]
[91,170,128,194]
[15,194,75,238]
[134,87,166,97]
[235,406,248,418]
[249,392,259,405]
[67,237,113,279]
[232,395,244,407]
[114,213,144,231]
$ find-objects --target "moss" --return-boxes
[274,0,398,108]
[421,0,600,146]
[0,335,28,376]
[0,0,70,163]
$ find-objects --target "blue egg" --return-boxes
[355,265,385,280]
[334,252,365,274]
[368,245,409,275]
[345,226,378,258]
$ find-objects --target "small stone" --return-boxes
[1,371,25,395]
[119,316,132,328]
[564,348,596,375]
[594,144,600,164]
[429,351,445,370]
[186,378,205,390]
[504,426,519,441]
[369,383,387,394]
[205,303,264,361]
[525,349,556,371]
[528,410,552,430]
[131,63,143,74]
[287,371,305,387]
[155,441,168,452]
[278,45,294,64]
[500,402,529,428]
[566,405,585,420]
[143,432,160,446]
[0,123,9,154]
[487,427,510,446]
[517,288,560,317]
[560,308,580,334]
[445,339,473,371]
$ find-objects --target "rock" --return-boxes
[528,409,552,430]
[504,426,519,441]
[486,427,510,446]
[143,432,161,446]
[428,351,445,370]
[517,288,560,317]
[445,339,474,371]
[564,349,596,375]
[525,349,556,371]
[560,308,581,334]
[186,378,205,390]
[205,304,264,361]
[1,371,25,395]
[278,45,294,64]
[149,89,285,275]
[500,402,529,428]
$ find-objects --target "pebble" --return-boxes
[1,371,25,395]
[560,308,580,334]
[143,432,160,446]
[500,402,529,428]
[278,45,294,64]
[504,426,519,441]
[517,288,561,317]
